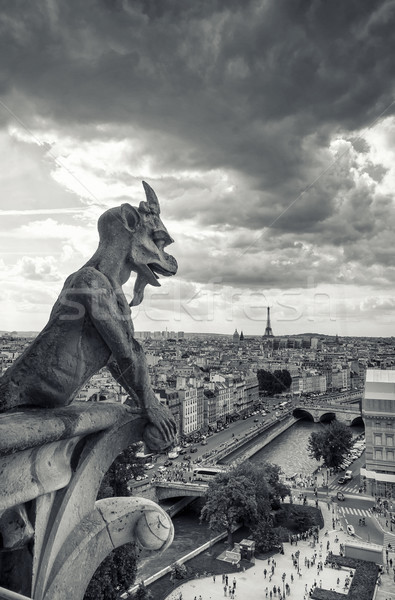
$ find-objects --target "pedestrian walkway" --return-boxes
[329,484,361,494]
[338,506,371,518]
[163,500,356,600]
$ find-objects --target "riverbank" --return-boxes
[220,415,298,466]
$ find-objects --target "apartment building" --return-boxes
[361,369,395,498]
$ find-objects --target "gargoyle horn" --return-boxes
[142,181,160,215]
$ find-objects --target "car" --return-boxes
[164,460,173,467]
[144,463,155,470]
[183,455,191,461]
[344,470,353,481]
[254,418,259,422]
[179,448,187,455]
[338,477,346,484]
[190,447,198,453]
[347,524,355,536]
[158,466,167,472]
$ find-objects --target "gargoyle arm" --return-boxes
[74,268,175,441]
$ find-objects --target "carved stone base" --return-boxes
[0,403,174,600]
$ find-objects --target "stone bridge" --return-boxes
[155,481,208,501]
[293,403,362,426]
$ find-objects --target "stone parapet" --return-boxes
[0,403,174,600]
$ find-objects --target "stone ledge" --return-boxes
[0,402,139,456]
[0,402,146,511]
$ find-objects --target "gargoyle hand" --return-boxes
[145,401,177,443]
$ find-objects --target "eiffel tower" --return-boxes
[264,306,274,337]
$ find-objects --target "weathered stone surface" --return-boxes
[0,182,177,449]
[0,183,178,598]
[40,498,173,600]
[0,402,133,456]
[0,504,34,551]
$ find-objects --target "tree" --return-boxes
[252,515,281,553]
[307,421,353,468]
[200,462,290,547]
[257,369,292,395]
[200,473,258,544]
[97,443,144,500]
[233,462,289,508]
[133,582,152,600]
[83,543,137,600]
[259,463,291,503]
[86,444,141,597]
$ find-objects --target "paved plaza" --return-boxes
[163,499,394,600]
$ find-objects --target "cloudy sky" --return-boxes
[1,0,395,337]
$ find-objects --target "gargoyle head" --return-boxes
[97,182,177,305]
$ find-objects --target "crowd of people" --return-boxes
[163,497,357,600]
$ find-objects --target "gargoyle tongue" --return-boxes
[130,270,160,307]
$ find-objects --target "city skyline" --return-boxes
[1,1,395,337]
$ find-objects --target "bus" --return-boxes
[135,452,154,465]
[192,466,227,482]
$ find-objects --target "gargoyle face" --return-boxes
[124,182,178,306]
[97,182,177,306]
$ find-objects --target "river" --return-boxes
[250,419,329,476]
[136,419,364,581]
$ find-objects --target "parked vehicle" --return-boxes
[347,525,355,536]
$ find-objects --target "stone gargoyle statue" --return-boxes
[0,181,177,451]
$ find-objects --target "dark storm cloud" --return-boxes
[1,0,395,284]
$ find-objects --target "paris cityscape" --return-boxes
[1,322,395,598]
[1,1,395,600]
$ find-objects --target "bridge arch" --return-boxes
[292,408,314,422]
[318,412,336,424]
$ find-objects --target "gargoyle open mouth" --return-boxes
[148,263,175,279]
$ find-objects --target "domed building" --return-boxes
[232,329,240,344]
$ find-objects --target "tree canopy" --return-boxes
[200,472,258,544]
[200,462,290,545]
[307,421,354,468]
[84,444,141,599]
[83,543,137,600]
[257,369,292,395]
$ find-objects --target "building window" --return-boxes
[374,434,382,446]
[387,450,394,462]
[386,436,393,447]
[374,449,383,460]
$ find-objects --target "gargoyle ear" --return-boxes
[120,203,141,232]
